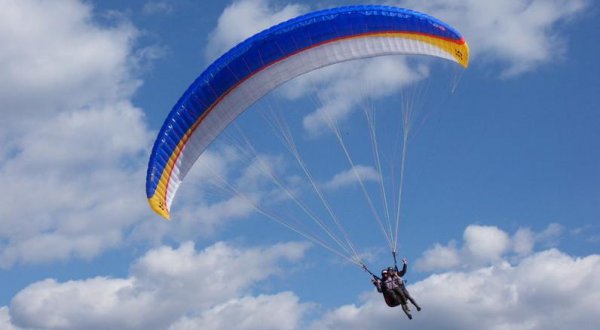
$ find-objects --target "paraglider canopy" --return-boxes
[146,5,469,220]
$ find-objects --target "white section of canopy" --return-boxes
[165,36,456,211]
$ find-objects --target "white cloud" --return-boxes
[463,225,510,261]
[131,241,308,308]
[0,102,150,267]
[415,241,461,271]
[416,224,565,272]
[397,0,589,76]
[169,292,309,330]
[7,241,310,330]
[205,0,305,61]
[297,57,429,136]
[0,0,140,144]
[513,227,535,255]
[5,224,599,330]
[535,222,563,246]
[311,244,600,330]
[0,307,17,330]
[9,277,145,330]
[0,0,154,267]
[322,165,380,191]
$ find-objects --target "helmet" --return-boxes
[387,267,394,273]
[381,269,388,276]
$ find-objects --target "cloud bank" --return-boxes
[0,0,152,267]
[7,241,311,330]
[310,224,600,330]
[3,224,598,329]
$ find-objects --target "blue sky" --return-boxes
[1,0,599,329]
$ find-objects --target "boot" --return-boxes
[401,304,412,320]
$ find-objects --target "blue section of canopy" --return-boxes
[146,5,464,199]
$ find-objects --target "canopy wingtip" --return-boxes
[148,196,171,221]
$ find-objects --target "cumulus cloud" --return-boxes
[9,277,144,330]
[0,307,17,330]
[0,0,154,267]
[416,241,461,270]
[4,223,599,330]
[1,0,289,267]
[7,241,310,330]
[416,223,564,271]
[397,0,589,77]
[0,0,140,144]
[463,225,511,261]
[169,292,309,330]
[205,0,305,61]
[310,229,600,330]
